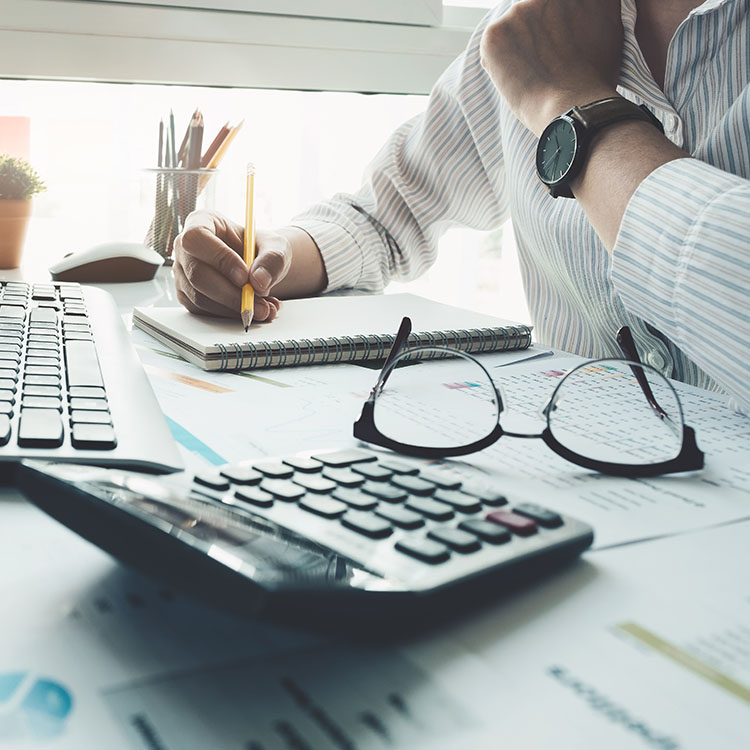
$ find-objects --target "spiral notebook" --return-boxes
[132,293,532,371]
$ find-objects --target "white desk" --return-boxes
[1,271,749,750]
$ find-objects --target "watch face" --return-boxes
[536,117,578,185]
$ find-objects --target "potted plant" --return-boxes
[0,154,46,268]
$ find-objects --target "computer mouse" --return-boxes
[49,242,165,283]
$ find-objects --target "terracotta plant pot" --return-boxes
[0,199,32,269]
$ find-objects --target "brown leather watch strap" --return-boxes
[570,97,664,134]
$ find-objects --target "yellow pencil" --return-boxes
[241,162,256,331]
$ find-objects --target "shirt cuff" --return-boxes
[611,157,740,325]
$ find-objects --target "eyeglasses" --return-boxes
[353,318,704,477]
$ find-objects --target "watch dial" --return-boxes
[536,118,577,184]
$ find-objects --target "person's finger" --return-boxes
[249,229,292,296]
[174,259,239,318]
[253,295,282,323]
[176,211,248,288]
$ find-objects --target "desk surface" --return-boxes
[1,271,749,750]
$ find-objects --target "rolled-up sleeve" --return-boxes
[612,157,750,410]
[291,9,509,294]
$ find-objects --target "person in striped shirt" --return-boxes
[174,0,749,411]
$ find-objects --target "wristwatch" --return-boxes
[535,97,664,198]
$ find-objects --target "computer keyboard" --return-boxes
[17,447,594,625]
[0,279,182,473]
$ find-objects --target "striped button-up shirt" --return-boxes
[293,0,750,411]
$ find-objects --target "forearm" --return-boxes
[570,119,688,250]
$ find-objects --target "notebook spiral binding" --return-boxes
[212,325,531,371]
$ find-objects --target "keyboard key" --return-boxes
[219,465,262,485]
[405,496,455,521]
[26,357,60,368]
[458,519,512,544]
[486,510,537,536]
[0,402,13,417]
[0,355,20,366]
[64,332,93,341]
[433,490,482,513]
[427,527,481,553]
[395,538,450,564]
[24,385,61,398]
[390,474,436,496]
[352,463,393,481]
[18,408,64,447]
[292,474,337,494]
[331,487,378,510]
[69,397,108,411]
[513,503,563,528]
[65,340,104,387]
[70,423,117,450]
[260,479,305,501]
[0,414,10,445]
[232,486,274,509]
[22,396,62,411]
[281,456,322,473]
[26,350,59,361]
[322,467,365,487]
[0,379,16,391]
[194,472,231,491]
[0,389,15,403]
[30,307,58,324]
[299,496,348,519]
[375,505,424,530]
[341,511,392,539]
[70,409,112,425]
[25,366,60,377]
[0,305,25,319]
[252,460,294,478]
[311,448,377,467]
[69,386,106,399]
[24,375,59,387]
[360,481,408,503]
[23,340,56,350]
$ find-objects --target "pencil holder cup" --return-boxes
[143,167,217,264]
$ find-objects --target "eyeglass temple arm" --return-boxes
[371,316,412,394]
[616,326,668,419]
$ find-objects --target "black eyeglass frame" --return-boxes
[352,318,704,478]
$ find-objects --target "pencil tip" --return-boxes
[241,309,253,331]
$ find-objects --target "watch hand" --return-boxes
[542,148,561,169]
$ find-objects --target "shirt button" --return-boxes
[667,114,680,132]
[646,351,667,371]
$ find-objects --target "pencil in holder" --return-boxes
[143,167,217,263]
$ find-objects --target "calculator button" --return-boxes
[432,490,482,514]
[395,538,450,564]
[375,505,425,530]
[322,467,365,487]
[390,475,435,496]
[252,460,294,479]
[460,482,508,506]
[311,449,378,467]
[292,474,337,494]
[232,486,274,508]
[458,520,512,544]
[486,510,537,536]
[419,471,462,490]
[352,463,393,481]
[299,496,348,519]
[377,459,419,475]
[282,456,323,473]
[331,487,378,510]
[360,481,408,503]
[513,503,563,528]
[260,479,306,501]
[341,511,393,539]
[220,465,263,485]
[405,496,454,522]
[427,527,481,553]
[194,472,231,491]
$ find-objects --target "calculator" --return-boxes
[17,448,593,627]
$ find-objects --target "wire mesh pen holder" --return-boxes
[144,167,217,264]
